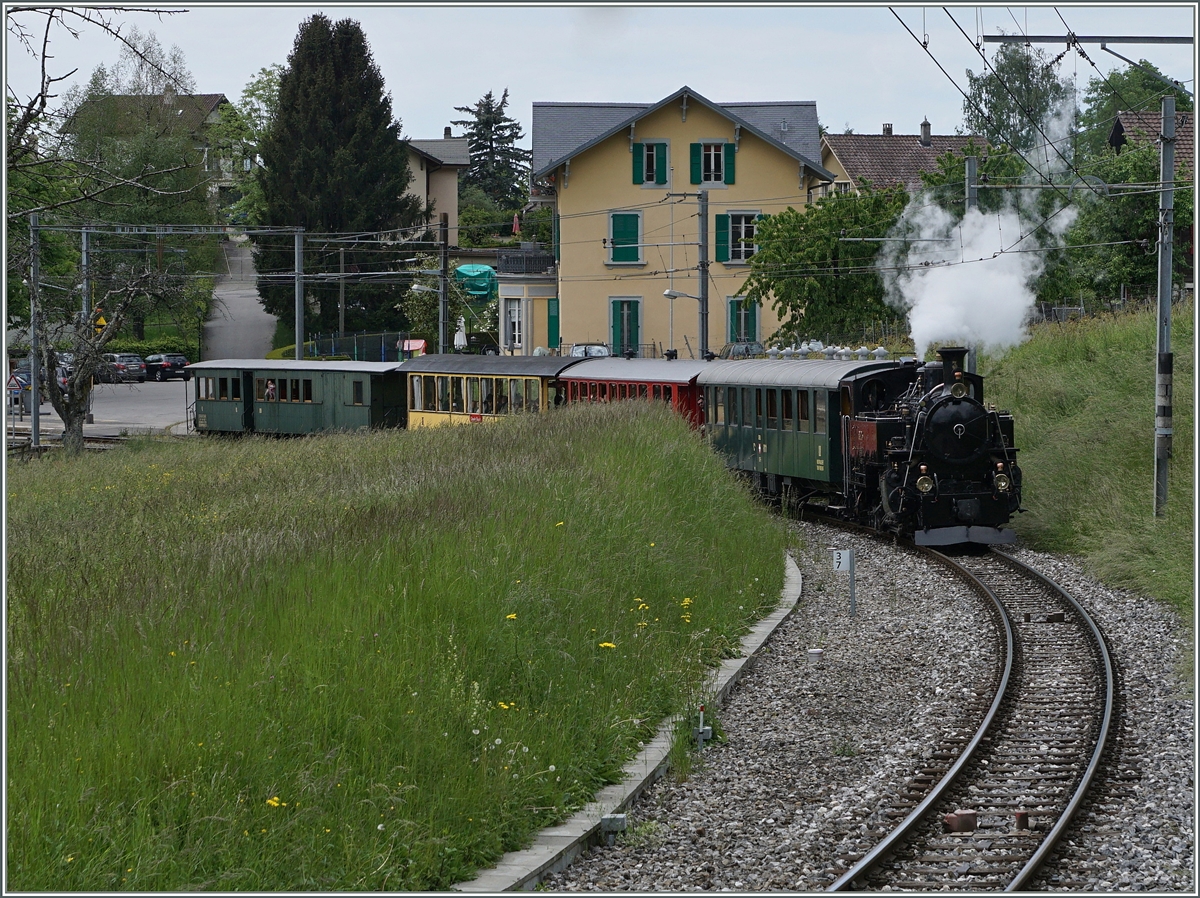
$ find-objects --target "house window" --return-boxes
[716,212,761,263]
[632,142,668,185]
[609,212,641,263]
[610,298,640,356]
[728,297,759,342]
[836,181,851,194]
[504,298,523,349]
[352,380,364,406]
[690,142,736,185]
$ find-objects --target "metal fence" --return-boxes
[306,332,416,362]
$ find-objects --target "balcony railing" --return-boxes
[497,249,556,275]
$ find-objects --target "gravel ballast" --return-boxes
[541,523,1194,892]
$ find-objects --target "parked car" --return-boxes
[101,352,147,383]
[568,342,611,358]
[144,353,191,381]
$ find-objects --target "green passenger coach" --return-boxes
[698,359,895,495]
[188,360,408,434]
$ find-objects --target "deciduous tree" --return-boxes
[742,186,909,343]
[963,41,1073,154]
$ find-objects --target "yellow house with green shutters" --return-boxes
[530,86,835,358]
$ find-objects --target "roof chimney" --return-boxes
[919,117,931,147]
[444,126,452,139]
[882,123,893,136]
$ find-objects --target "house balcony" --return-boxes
[497,247,556,276]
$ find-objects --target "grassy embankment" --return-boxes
[5,402,786,890]
[981,300,1193,617]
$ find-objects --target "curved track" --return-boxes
[829,546,1115,891]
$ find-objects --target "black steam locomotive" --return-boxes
[698,347,1022,545]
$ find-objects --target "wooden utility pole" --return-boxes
[439,213,449,355]
[294,229,304,360]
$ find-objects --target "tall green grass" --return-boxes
[6,402,785,890]
[981,301,1193,615]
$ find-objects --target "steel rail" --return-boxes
[827,546,1015,891]
[993,552,1117,892]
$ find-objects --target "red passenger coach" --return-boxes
[558,358,710,426]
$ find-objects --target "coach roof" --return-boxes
[698,359,898,389]
[558,358,710,383]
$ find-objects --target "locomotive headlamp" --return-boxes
[994,473,1012,492]
[916,475,935,493]
[950,382,968,399]
[919,464,928,474]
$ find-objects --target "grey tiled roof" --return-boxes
[823,133,980,192]
[408,137,471,166]
[532,102,650,175]
[532,87,831,180]
[723,102,821,164]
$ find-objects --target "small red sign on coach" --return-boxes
[469,414,482,423]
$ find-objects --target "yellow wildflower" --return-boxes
[506,613,517,620]
[598,642,616,649]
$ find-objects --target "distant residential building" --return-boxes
[820,120,979,198]
[530,85,834,357]
[406,127,472,244]
[1108,110,1194,176]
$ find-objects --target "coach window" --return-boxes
[638,384,648,398]
[714,387,725,424]
[451,377,464,413]
[495,379,509,413]
[526,379,540,412]
[231,378,242,401]
[727,386,737,425]
[218,377,228,400]
[352,380,365,406]
[766,388,778,429]
[410,376,422,410]
[652,384,661,401]
[510,378,525,412]
[436,376,450,412]
[254,378,265,401]
[755,388,764,429]
[290,379,300,402]
[663,384,673,404]
[741,388,751,427]
[597,382,606,400]
[422,375,436,411]
[467,377,480,413]
[814,391,827,434]
[782,388,793,430]
[303,379,313,403]
[798,390,810,432]
[481,378,495,413]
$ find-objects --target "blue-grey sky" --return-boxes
[5,3,1196,144]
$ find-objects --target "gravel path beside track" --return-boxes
[541,523,1194,892]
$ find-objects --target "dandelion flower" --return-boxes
[495,738,502,745]
[599,642,616,649]
[556,521,564,527]
[650,542,655,547]
[472,728,480,735]
[506,613,517,620]
[548,764,556,772]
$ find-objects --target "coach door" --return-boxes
[242,371,255,431]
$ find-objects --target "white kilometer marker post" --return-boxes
[831,549,856,617]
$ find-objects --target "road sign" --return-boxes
[7,373,23,393]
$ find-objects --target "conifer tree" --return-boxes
[255,14,425,334]
[452,89,531,210]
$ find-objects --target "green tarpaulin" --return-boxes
[454,264,498,297]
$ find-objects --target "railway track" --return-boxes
[828,546,1115,891]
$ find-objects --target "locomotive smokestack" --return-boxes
[937,347,968,387]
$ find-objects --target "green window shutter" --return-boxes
[724,144,736,184]
[690,143,702,184]
[629,301,639,349]
[611,300,622,351]
[654,143,668,184]
[748,301,758,340]
[632,142,644,184]
[610,213,639,262]
[729,300,738,342]
[548,298,560,349]
[715,214,730,263]
[553,212,560,261]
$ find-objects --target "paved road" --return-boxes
[205,237,277,360]
[8,379,195,441]
[8,238,275,445]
